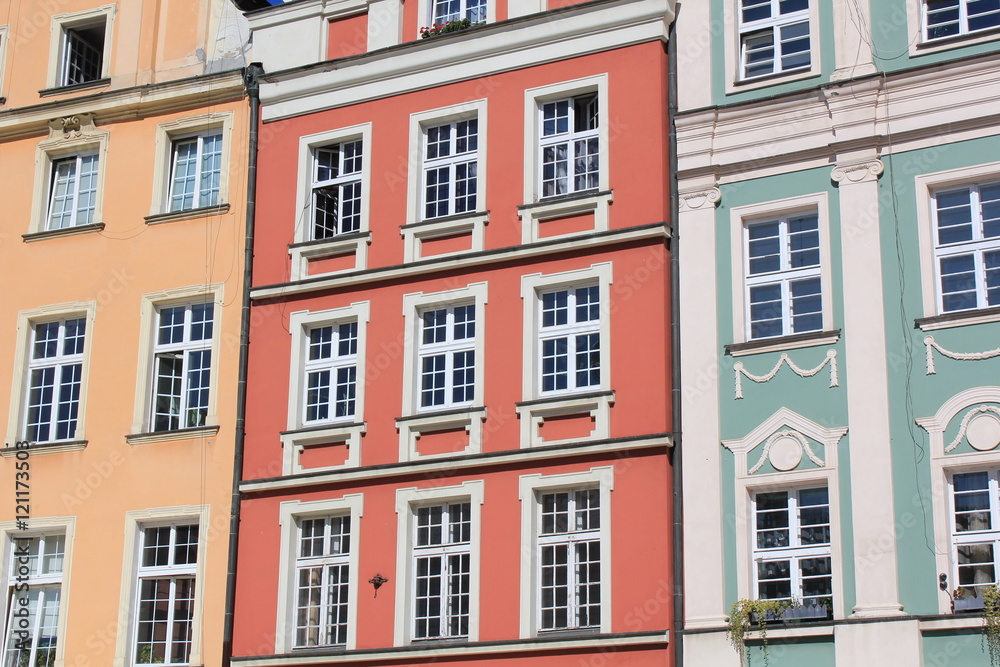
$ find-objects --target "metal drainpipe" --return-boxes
[666,10,684,667]
[222,61,263,667]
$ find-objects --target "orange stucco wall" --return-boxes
[0,1,250,663]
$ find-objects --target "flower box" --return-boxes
[954,594,986,612]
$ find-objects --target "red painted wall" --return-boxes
[234,38,673,663]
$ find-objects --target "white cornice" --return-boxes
[239,434,671,492]
[676,55,1000,183]
[0,71,245,141]
[251,223,669,300]
[259,0,675,121]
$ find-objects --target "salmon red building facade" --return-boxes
[231,0,678,664]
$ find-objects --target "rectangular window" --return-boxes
[133,524,198,665]
[925,0,1000,40]
[168,133,223,213]
[418,304,476,410]
[537,489,601,632]
[738,0,811,80]
[744,213,822,339]
[412,503,471,640]
[25,318,86,443]
[752,487,832,610]
[431,0,487,24]
[538,285,601,394]
[423,119,478,220]
[312,141,363,241]
[539,94,599,199]
[932,182,1000,313]
[150,303,214,432]
[60,20,105,86]
[1,533,65,667]
[294,516,351,648]
[951,470,1000,595]
[46,153,99,230]
[303,322,358,424]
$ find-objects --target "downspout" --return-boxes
[222,61,263,667]
[666,11,684,667]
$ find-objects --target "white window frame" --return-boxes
[403,101,488,261]
[416,0,494,37]
[916,386,1000,613]
[723,408,846,620]
[922,0,1000,42]
[113,506,208,667]
[29,115,109,236]
[723,0,820,93]
[148,302,216,433]
[46,152,100,230]
[737,0,812,81]
[948,468,1000,596]
[415,302,477,412]
[743,212,824,341]
[286,301,370,437]
[46,5,115,89]
[399,284,488,461]
[0,519,74,667]
[750,486,833,610]
[5,302,96,448]
[931,181,1000,315]
[0,25,9,101]
[275,494,363,653]
[394,482,483,646]
[130,286,224,439]
[915,163,1000,327]
[23,316,88,444]
[421,120,479,220]
[131,523,199,665]
[729,193,834,349]
[521,264,612,401]
[291,124,372,281]
[518,467,612,638]
[523,76,611,225]
[149,114,234,218]
[411,501,472,641]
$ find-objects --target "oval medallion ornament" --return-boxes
[768,435,803,471]
[967,413,1000,451]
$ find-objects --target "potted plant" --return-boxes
[952,586,987,612]
[419,18,485,38]
[727,598,792,667]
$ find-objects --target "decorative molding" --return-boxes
[723,407,846,479]
[924,336,1000,374]
[747,429,824,474]
[915,387,1000,460]
[46,113,96,140]
[678,187,721,211]
[831,159,884,184]
[944,405,1000,453]
[733,350,838,399]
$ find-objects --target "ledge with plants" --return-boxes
[420,18,486,38]
[727,597,831,667]
[949,585,1000,667]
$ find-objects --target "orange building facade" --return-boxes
[0,0,251,665]
[232,0,677,665]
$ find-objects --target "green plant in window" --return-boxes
[984,585,1000,666]
[726,598,792,667]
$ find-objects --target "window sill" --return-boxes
[126,425,219,445]
[397,406,487,462]
[728,66,819,94]
[280,422,365,475]
[725,330,841,357]
[289,232,371,281]
[22,223,105,243]
[0,440,87,456]
[145,203,230,225]
[916,26,1000,55]
[401,211,488,262]
[916,307,1000,332]
[519,191,613,244]
[39,78,111,97]
[515,391,614,449]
